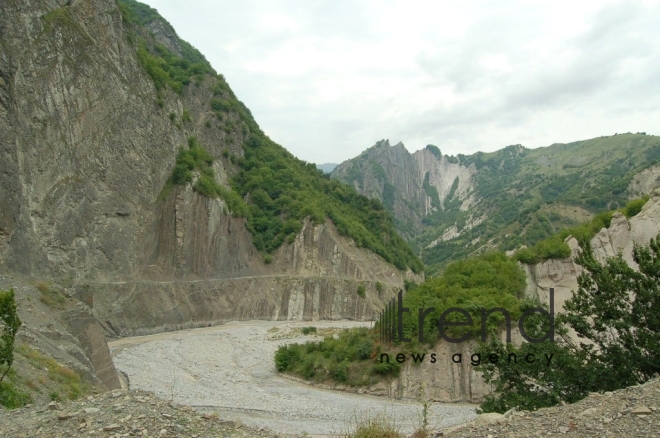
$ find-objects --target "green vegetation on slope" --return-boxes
[477,233,660,413]
[275,328,393,386]
[419,135,660,272]
[119,0,215,95]
[275,253,526,386]
[514,195,650,264]
[162,137,249,214]
[119,0,422,271]
[233,134,423,272]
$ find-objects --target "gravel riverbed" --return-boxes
[110,320,478,436]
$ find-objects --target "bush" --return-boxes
[357,284,366,298]
[478,232,660,413]
[0,381,32,409]
[0,288,21,385]
[342,414,403,438]
[164,139,250,217]
[274,344,301,372]
[301,326,317,335]
[621,196,649,218]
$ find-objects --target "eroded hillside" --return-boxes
[332,136,660,272]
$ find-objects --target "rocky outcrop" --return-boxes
[0,0,247,281]
[525,187,660,310]
[629,163,660,198]
[63,305,122,390]
[391,189,660,403]
[79,212,420,336]
[331,141,475,238]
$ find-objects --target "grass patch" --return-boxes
[301,326,317,335]
[35,282,67,309]
[0,380,32,409]
[341,413,403,438]
[15,344,90,401]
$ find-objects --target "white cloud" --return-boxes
[141,0,660,163]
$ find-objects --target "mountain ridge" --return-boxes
[331,133,660,272]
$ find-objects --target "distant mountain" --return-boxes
[316,163,339,173]
[331,134,660,273]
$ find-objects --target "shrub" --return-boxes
[0,288,21,384]
[274,344,301,372]
[621,196,649,218]
[301,326,317,335]
[357,284,366,298]
[342,414,403,438]
[0,381,32,409]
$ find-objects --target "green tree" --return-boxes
[561,232,660,387]
[476,232,660,413]
[0,288,21,384]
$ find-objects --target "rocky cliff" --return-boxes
[524,187,660,315]
[384,189,660,404]
[0,0,420,397]
[331,141,476,239]
[332,136,660,272]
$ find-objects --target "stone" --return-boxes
[558,426,569,433]
[503,407,517,418]
[103,424,122,431]
[631,406,653,415]
[474,413,506,426]
[579,408,599,417]
[83,408,100,414]
[47,402,61,411]
[57,413,75,420]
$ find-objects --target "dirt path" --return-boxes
[110,320,477,436]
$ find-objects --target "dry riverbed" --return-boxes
[110,320,478,436]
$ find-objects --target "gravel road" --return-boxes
[110,320,477,436]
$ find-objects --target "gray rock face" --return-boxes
[0,0,412,318]
[0,0,417,395]
[79,216,421,337]
[525,187,660,313]
[331,141,475,238]
[0,0,248,280]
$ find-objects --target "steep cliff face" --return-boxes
[0,0,413,311]
[333,136,660,272]
[331,141,476,239]
[78,216,419,337]
[524,187,660,311]
[0,0,245,280]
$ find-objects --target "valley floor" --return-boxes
[110,320,478,436]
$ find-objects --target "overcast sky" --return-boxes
[142,0,660,164]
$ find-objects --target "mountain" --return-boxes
[331,135,660,273]
[316,163,339,173]
[0,0,425,395]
